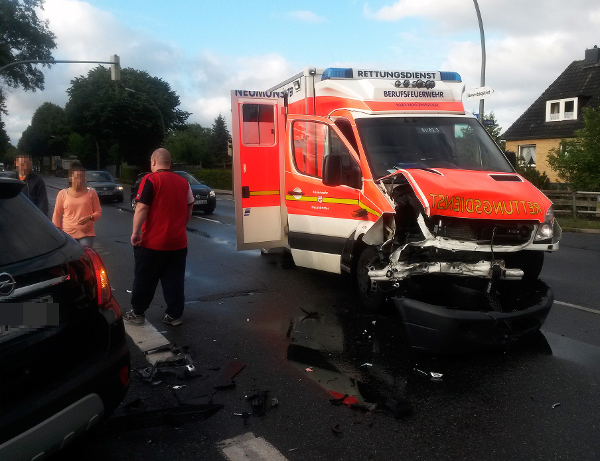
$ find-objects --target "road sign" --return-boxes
[466,86,494,100]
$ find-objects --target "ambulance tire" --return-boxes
[356,246,387,312]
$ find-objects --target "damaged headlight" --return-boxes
[534,206,555,241]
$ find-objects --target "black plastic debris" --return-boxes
[135,353,199,383]
[246,390,270,416]
[98,404,224,435]
[300,308,321,320]
[384,398,412,419]
[331,423,343,436]
[329,394,349,406]
[180,360,246,406]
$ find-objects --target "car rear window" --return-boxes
[0,194,66,266]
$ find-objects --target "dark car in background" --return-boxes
[0,177,130,460]
[130,170,216,214]
[86,171,124,203]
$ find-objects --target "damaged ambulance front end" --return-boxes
[354,115,562,353]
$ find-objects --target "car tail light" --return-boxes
[83,247,122,320]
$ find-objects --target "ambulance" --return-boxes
[230,67,562,352]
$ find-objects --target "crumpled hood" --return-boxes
[391,168,552,222]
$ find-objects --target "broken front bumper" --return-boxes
[392,280,554,354]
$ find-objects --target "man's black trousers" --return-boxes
[131,246,187,318]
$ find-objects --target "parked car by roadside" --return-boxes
[130,170,216,214]
[86,171,124,203]
[0,177,130,460]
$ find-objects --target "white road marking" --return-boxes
[218,433,289,461]
[555,300,600,315]
[123,321,174,364]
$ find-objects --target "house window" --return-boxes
[518,144,536,166]
[545,98,578,122]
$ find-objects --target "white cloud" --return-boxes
[284,10,327,23]
[364,0,468,23]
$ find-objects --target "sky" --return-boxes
[4,0,600,146]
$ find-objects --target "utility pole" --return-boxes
[473,0,486,121]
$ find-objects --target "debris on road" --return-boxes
[99,404,224,435]
[552,402,561,409]
[331,423,343,436]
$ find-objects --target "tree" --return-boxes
[481,112,505,151]
[547,106,600,191]
[165,123,211,165]
[210,114,230,167]
[0,0,57,114]
[0,119,10,159]
[65,66,190,167]
[17,102,69,157]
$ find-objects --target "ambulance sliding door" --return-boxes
[231,92,287,250]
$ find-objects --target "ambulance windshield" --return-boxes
[355,117,513,179]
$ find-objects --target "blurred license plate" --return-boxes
[98,191,112,195]
[195,199,207,204]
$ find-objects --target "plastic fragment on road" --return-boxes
[414,367,443,381]
[361,363,373,367]
[305,367,314,372]
[552,403,561,408]
[98,404,224,434]
[331,423,343,436]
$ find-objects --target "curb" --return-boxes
[562,228,600,234]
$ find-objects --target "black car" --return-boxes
[86,171,124,203]
[130,170,216,214]
[0,177,130,460]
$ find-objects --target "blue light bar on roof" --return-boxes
[321,68,354,80]
[440,71,462,82]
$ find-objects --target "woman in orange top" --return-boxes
[52,164,102,247]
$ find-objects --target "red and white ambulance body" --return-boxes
[231,68,561,352]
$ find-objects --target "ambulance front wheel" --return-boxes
[356,246,387,312]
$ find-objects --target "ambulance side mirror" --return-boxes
[505,151,517,169]
[323,155,343,186]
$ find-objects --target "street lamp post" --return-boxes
[124,88,166,138]
[473,0,486,121]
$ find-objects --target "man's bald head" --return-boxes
[150,148,171,171]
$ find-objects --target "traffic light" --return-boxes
[110,55,120,81]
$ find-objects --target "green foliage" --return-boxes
[210,114,230,167]
[65,67,190,167]
[0,120,10,158]
[17,102,69,157]
[0,0,56,120]
[547,106,600,191]
[165,123,211,165]
[516,163,550,189]
[191,168,232,190]
[121,165,141,183]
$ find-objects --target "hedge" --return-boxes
[192,168,232,190]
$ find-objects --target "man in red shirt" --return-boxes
[124,148,194,326]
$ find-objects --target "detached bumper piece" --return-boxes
[393,280,553,354]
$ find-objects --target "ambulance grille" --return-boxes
[438,219,536,245]
[444,222,476,240]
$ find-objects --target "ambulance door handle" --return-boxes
[287,190,304,195]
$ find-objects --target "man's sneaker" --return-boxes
[124,310,145,325]
[162,314,183,326]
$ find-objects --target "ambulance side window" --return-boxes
[291,120,360,188]
[292,121,327,177]
[242,104,275,146]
